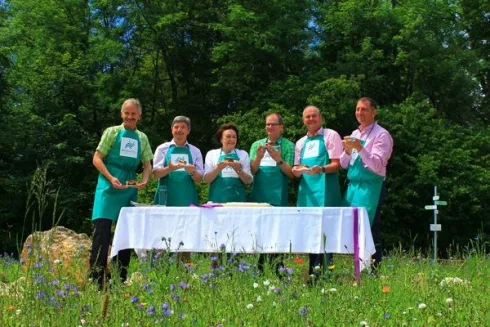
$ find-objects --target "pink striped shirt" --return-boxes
[294,127,343,164]
[340,122,393,177]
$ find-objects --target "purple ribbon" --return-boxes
[189,203,223,208]
[353,207,360,281]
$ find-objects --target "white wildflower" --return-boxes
[439,277,469,287]
[246,303,254,309]
[352,282,358,287]
[329,288,337,293]
[360,321,368,326]
[445,298,454,305]
[256,295,262,302]
[53,259,62,265]
[314,265,321,271]
[253,282,259,289]
[263,280,271,286]
[320,288,325,294]
[418,303,427,310]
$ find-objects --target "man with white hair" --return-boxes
[89,98,153,289]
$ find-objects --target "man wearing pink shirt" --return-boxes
[292,105,342,275]
[341,97,393,271]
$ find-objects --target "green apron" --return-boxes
[209,150,246,203]
[343,139,384,225]
[92,128,141,221]
[249,141,288,206]
[153,145,199,206]
[297,134,341,207]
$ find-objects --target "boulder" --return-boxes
[20,226,92,284]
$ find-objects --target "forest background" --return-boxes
[0,0,489,257]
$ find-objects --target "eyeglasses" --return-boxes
[265,123,282,127]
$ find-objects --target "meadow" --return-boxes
[1,239,489,327]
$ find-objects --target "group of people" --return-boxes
[88,97,393,289]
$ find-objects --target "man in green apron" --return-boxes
[89,98,153,289]
[153,116,203,263]
[249,113,294,273]
[292,106,342,276]
[340,97,393,272]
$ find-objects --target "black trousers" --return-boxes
[371,182,386,269]
[89,218,131,288]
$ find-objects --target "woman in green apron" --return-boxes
[203,123,253,203]
[89,99,153,289]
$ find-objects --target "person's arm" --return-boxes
[292,139,304,178]
[135,161,152,189]
[357,132,393,175]
[153,144,182,179]
[203,150,226,184]
[250,142,266,175]
[235,150,253,184]
[93,151,124,189]
[183,146,204,183]
[308,131,342,175]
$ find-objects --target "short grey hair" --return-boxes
[172,115,191,130]
[121,98,142,114]
[303,105,321,116]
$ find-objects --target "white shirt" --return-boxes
[204,148,253,181]
[153,140,204,176]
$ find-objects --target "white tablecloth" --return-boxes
[111,206,374,271]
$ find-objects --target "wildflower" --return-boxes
[130,296,138,303]
[172,294,180,302]
[439,277,469,287]
[210,256,218,262]
[314,265,321,271]
[360,321,368,326]
[382,285,391,293]
[253,282,259,289]
[146,305,156,316]
[169,284,175,291]
[56,290,67,297]
[446,298,454,305]
[293,257,304,264]
[256,295,262,302]
[53,259,62,265]
[220,244,226,251]
[286,268,294,275]
[16,309,21,315]
[418,303,427,310]
[299,307,308,315]
[162,308,173,316]
[329,288,337,293]
[162,302,169,309]
[80,319,86,325]
[320,288,325,294]
[384,313,390,319]
[352,282,358,287]
[263,280,270,286]
[7,305,15,311]
[272,301,277,307]
[179,281,188,289]
[36,292,45,299]
[179,313,186,319]
[246,303,254,309]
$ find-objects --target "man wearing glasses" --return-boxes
[249,113,294,273]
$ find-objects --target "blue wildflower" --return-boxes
[300,307,308,315]
[162,302,169,309]
[130,296,138,303]
[36,291,45,299]
[146,305,156,316]
[179,281,187,289]
[169,284,175,291]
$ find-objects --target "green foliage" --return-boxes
[1,252,490,325]
[0,0,489,255]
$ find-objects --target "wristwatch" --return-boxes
[277,160,284,165]
[321,166,326,173]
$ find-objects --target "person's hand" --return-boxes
[255,145,266,160]
[183,164,196,175]
[134,181,147,189]
[292,165,306,177]
[216,161,228,171]
[264,144,282,162]
[304,165,322,175]
[168,161,185,171]
[228,160,242,172]
[110,177,125,189]
[343,136,362,154]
